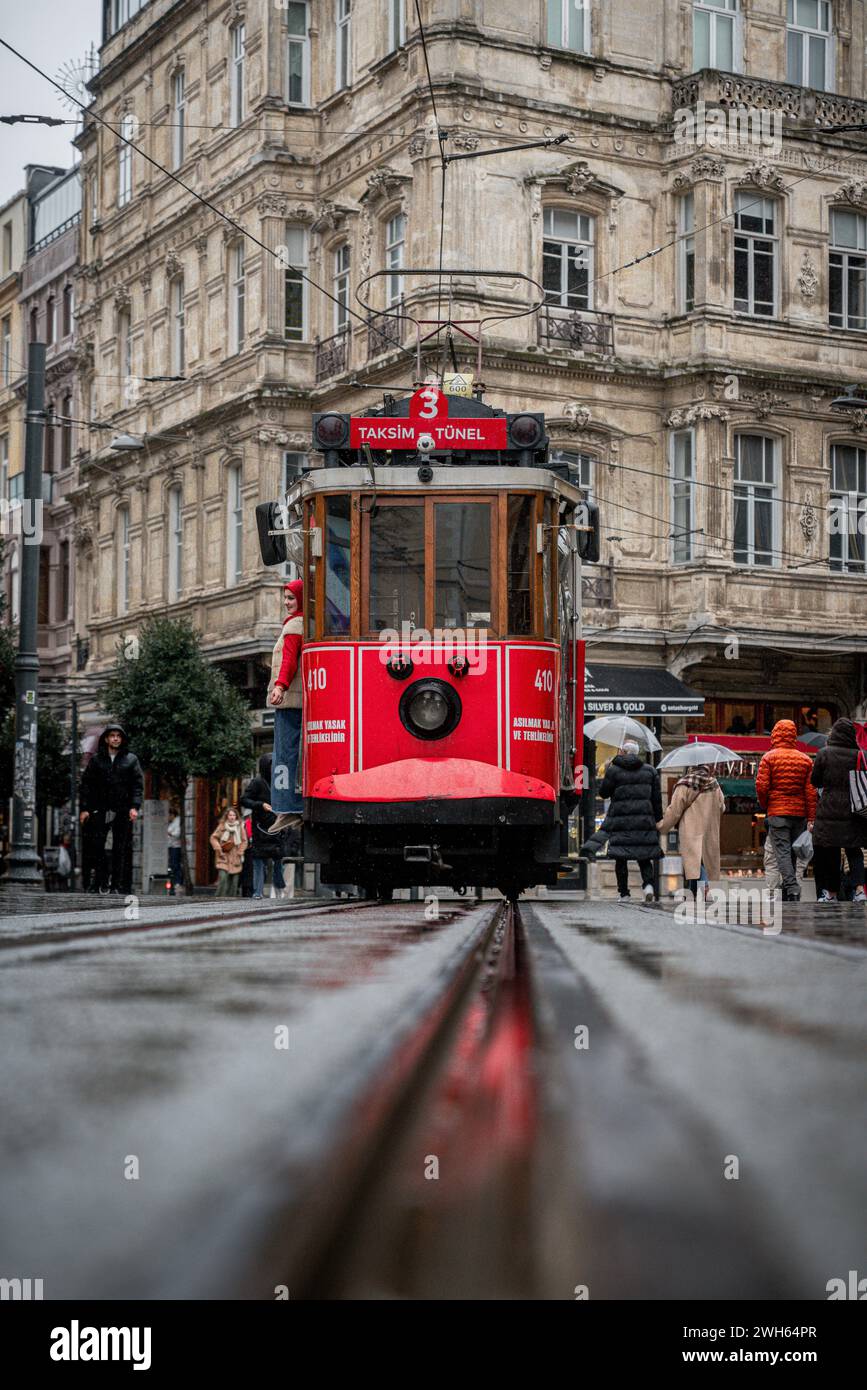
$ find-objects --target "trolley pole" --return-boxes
[3,342,46,887]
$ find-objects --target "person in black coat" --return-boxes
[240,754,287,899]
[810,718,867,903]
[79,723,144,894]
[591,739,663,901]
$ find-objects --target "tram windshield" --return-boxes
[369,503,425,631]
[434,503,491,629]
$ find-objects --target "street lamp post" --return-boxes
[3,342,46,887]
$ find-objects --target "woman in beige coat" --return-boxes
[209,807,248,897]
[657,765,726,898]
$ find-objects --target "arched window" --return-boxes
[734,191,777,318]
[734,434,779,567]
[543,208,594,311]
[385,212,406,306]
[333,243,351,331]
[829,443,867,574]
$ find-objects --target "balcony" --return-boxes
[671,68,867,131]
[314,328,349,384]
[537,306,615,357]
[367,298,405,359]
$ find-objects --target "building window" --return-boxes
[118,506,130,614]
[61,393,72,469]
[733,191,777,317]
[334,243,351,331]
[787,0,832,90]
[542,208,593,310]
[829,443,867,574]
[10,544,19,624]
[2,221,11,274]
[0,433,8,501]
[118,114,135,206]
[287,2,310,105]
[385,212,406,306]
[38,547,50,626]
[62,283,73,337]
[734,434,778,566]
[550,449,594,491]
[230,23,246,126]
[108,0,145,38]
[388,0,405,51]
[168,484,183,601]
[118,308,132,383]
[59,538,70,619]
[46,296,55,346]
[284,225,307,341]
[230,242,245,354]
[671,430,696,563]
[171,277,185,375]
[29,307,38,343]
[547,0,589,52]
[679,192,695,312]
[282,452,305,578]
[1,316,10,385]
[44,401,55,474]
[336,0,352,90]
[693,0,738,72]
[172,70,186,168]
[227,464,243,586]
[829,208,866,331]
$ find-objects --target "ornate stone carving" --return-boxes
[113,287,131,314]
[743,389,782,419]
[164,249,182,280]
[140,269,151,295]
[257,193,288,217]
[539,54,552,71]
[360,207,373,277]
[72,519,93,552]
[839,179,867,209]
[310,200,352,232]
[798,250,818,303]
[800,490,818,545]
[258,428,290,445]
[666,403,729,427]
[288,202,315,222]
[72,340,95,372]
[564,162,595,196]
[564,403,592,430]
[450,132,479,152]
[672,156,726,189]
[408,134,427,158]
[195,233,209,256]
[848,408,867,432]
[738,162,785,191]
[365,165,406,199]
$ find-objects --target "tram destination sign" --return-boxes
[349,386,508,451]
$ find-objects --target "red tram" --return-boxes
[258,389,591,899]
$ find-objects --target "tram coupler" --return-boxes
[404,845,453,872]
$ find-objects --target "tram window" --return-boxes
[507,495,532,634]
[305,501,317,638]
[542,499,554,637]
[325,495,351,634]
[369,503,425,631]
[434,503,491,629]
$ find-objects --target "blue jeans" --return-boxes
[272,707,303,814]
[253,857,286,897]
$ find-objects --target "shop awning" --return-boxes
[584,664,705,717]
[719,777,758,797]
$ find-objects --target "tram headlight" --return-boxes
[313,412,350,449]
[508,413,545,451]
[399,679,462,741]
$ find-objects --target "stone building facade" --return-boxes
[0,186,29,601]
[71,0,867,869]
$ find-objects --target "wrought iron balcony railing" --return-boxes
[314,328,349,383]
[367,298,405,359]
[538,305,615,356]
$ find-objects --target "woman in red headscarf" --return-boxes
[266,579,304,835]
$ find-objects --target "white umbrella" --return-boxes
[657,741,738,770]
[583,715,661,752]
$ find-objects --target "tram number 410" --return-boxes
[307,669,327,690]
[534,668,553,692]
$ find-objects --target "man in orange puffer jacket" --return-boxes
[756,720,817,902]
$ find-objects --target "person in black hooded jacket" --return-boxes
[810,717,867,903]
[79,724,144,894]
[240,754,287,899]
[596,739,663,901]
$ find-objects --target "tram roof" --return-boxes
[287,466,584,505]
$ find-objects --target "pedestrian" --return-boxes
[809,718,867,905]
[763,833,806,900]
[79,723,144,895]
[240,754,289,900]
[755,719,817,903]
[265,579,304,838]
[209,806,248,897]
[595,739,663,902]
[166,801,183,896]
[240,814,254,898]
[657,762,725,899]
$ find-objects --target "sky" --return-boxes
[0,0,102,208]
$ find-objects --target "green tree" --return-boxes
[102,617,255,890]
